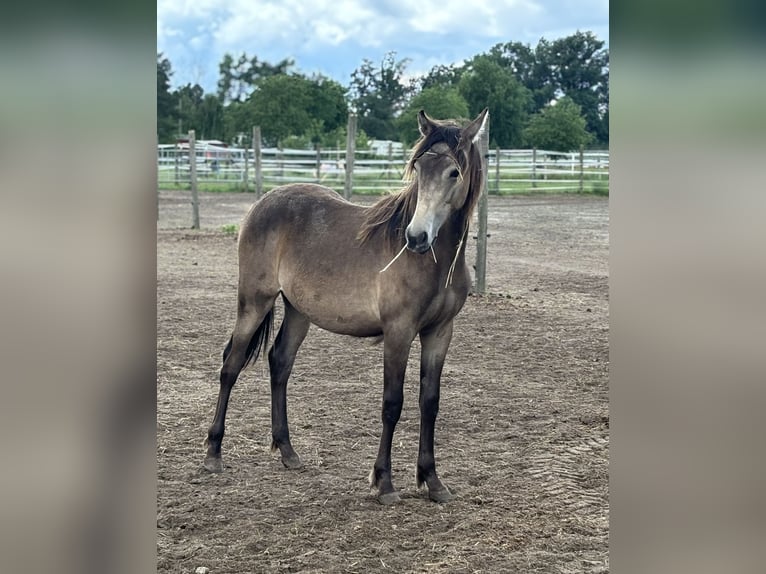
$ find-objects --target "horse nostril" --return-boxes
[407,230,427,247]
[406,228,430,252]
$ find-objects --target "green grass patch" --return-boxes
[159,168,608,196]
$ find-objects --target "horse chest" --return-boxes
[421,283,468,327]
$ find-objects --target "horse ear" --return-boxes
[417,110,436,137]
[462,108,489,145]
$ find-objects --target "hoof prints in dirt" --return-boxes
[158,192,609,573]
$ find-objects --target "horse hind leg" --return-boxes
[204,292,277,473]
[268,296,310,469]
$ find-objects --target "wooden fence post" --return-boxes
[253,126,262,198]
[532,147,537,189]
[579,145,584,193]
[494,146,500,194]
[189,129,199,229]
[243,136,249,192]
[315,145,322,183]
[174,140,180,186]
[344,114,357,200]
[475,116,490,294]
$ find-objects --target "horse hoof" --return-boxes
[429,487,454,503]
[281,453,303,470]
[378,491,401,505]
[203,456,224,473]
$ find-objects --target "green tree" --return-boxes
[522,97,593,152]
[396,87,470,145]
[479,33,609,146]
[222,99,249,144]
[217,52,294,104]
[459,56,532,147]
[418,63,465,91]
[157,53,177,143]
[306,75,348,139]
[540,32,609,145]
[197,94,225,141]
[216,54,236,104]
[243,74,348,146]
[348,52,411,140]
[486,40,556,112]
[281,125,370,151]
[174,83,204,138]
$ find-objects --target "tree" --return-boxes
[157,53,177,143]
[480,33,609,146]
[396,87,470,145]
[522,97,593,152]
[459,56,532,147]
[197,94,225,141]
[305,75,348,140]
[486,40,556,112]
[418,63,465,91]
[243,74,348,146]
[217,52,295,104]
[540,32,609,145]
[174,83,204,138]
[216,54,236,105]
[222,100,249,144]
[348,52,412,140]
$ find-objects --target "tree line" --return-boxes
[157,31,608,152]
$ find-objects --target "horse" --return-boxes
[203,108,489,505]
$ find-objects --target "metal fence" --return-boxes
[157,144,609,195]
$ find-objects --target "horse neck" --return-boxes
[433,209,470,264]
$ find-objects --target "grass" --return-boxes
[158,169,608,196]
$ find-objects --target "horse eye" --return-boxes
[449,169,459,179]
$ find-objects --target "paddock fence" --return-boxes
[159,124,607,294]
[157,139,609,197]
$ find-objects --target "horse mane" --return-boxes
[357,117,484,250]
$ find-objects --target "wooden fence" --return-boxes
[158,134,609,197]
[159,121,607,293]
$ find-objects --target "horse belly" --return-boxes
[262,188,381,336]
[280,280,382,337]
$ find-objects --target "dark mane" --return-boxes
[357,117,484,249]
[356,184,418,249]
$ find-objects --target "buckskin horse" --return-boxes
[204,108,489,504]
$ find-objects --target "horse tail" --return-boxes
[222,307,275,368]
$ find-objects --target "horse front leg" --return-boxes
[370,332,414,505]
[417,321,454,502]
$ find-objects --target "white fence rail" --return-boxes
[157,144,609,195]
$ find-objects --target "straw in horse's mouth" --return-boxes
[445,225,468,288]
[378,242,438,273]
[379,243,408,274]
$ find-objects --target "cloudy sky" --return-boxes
[158,0,608,93]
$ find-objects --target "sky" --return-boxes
[157,0,608,93]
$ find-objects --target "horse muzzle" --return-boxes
[405,228,433,254]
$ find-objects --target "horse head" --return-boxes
[405,108,488,253]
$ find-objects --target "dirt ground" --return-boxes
[157,189,609,573]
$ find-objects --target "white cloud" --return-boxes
[156,0,608,90]
[405,0,542,37]
[208,0,394,52]
[157,0,221,19]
